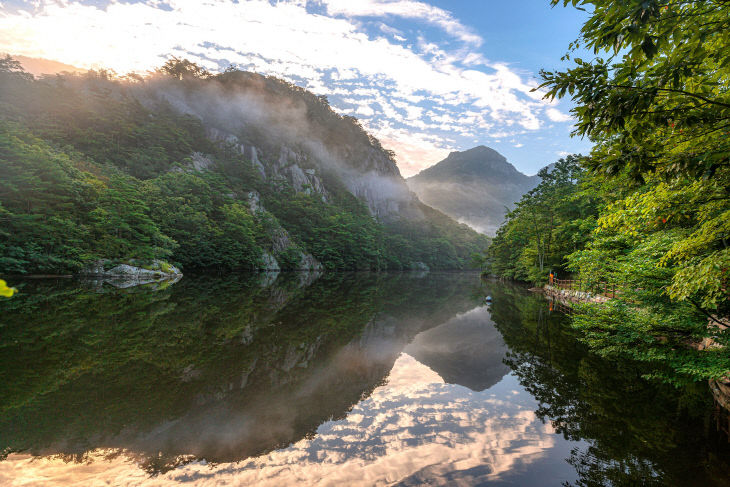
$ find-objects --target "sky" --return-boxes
[0,0,593,176]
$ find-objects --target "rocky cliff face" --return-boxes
[151,72,421,223]
[122,69,487,271]
[332,143,421,219]
[143,73,437,271]
[407,146,540,235]
[207,128,330,202]
[207,128,419,222]
[245,190,323,272]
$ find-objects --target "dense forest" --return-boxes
[0,57,488,275]
[482,0,729,384]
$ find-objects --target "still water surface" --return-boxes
[1,272,729,486]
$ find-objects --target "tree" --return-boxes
[542,0,730,180]
[485,155,596,283]
[540,0,730,382]
[0,54,33,81]
[0,279,15,297]
[160,57,211,80]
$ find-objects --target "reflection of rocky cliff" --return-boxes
[0,272,484,472]
[405,306,510,391]
[110,325,403,467]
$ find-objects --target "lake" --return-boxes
[1,272,729,486]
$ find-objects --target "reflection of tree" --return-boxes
[0,272,483,473]
[489,285,730,487]
[565,448,663,487]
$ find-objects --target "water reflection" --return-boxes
[405,306,510,391]
[489,284,730,486]
[0,273,729,486]
[0,272,483,471]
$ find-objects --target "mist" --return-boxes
[135,71,422,220]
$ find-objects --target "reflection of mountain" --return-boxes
[0,355,563,487]
[404,306,510,391]
[0,272,485,471]
[4,278,729,486]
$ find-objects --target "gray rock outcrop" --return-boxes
[190,152,215,171]
[207,128,266,177]
[80,259,182,289]
[246,191,322,272]
[260,251,281,272]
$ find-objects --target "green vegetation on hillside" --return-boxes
[0,56,487,274]
[483,0,730,383]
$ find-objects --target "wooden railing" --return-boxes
[550,277,618,298]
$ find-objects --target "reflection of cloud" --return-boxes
[385,352,445,388]
[0,355,558,486]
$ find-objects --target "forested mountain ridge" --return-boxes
[0,57,488,274]
[407,146,540,235]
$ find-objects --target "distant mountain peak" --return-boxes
[410,146,524,182]
[451,145,503,157]
[14,55,86,77]
[406,146,541,235]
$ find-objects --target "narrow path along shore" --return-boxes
[542,283,612,305]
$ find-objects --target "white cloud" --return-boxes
[320,0,483,46]
[356,104,376,116]
[367,123,454,177]
[0,0,573,174]
[546,107,572,122]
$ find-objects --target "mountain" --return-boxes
[0,58,488,274]
[13,55,85,76]
[407,146,539,235]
